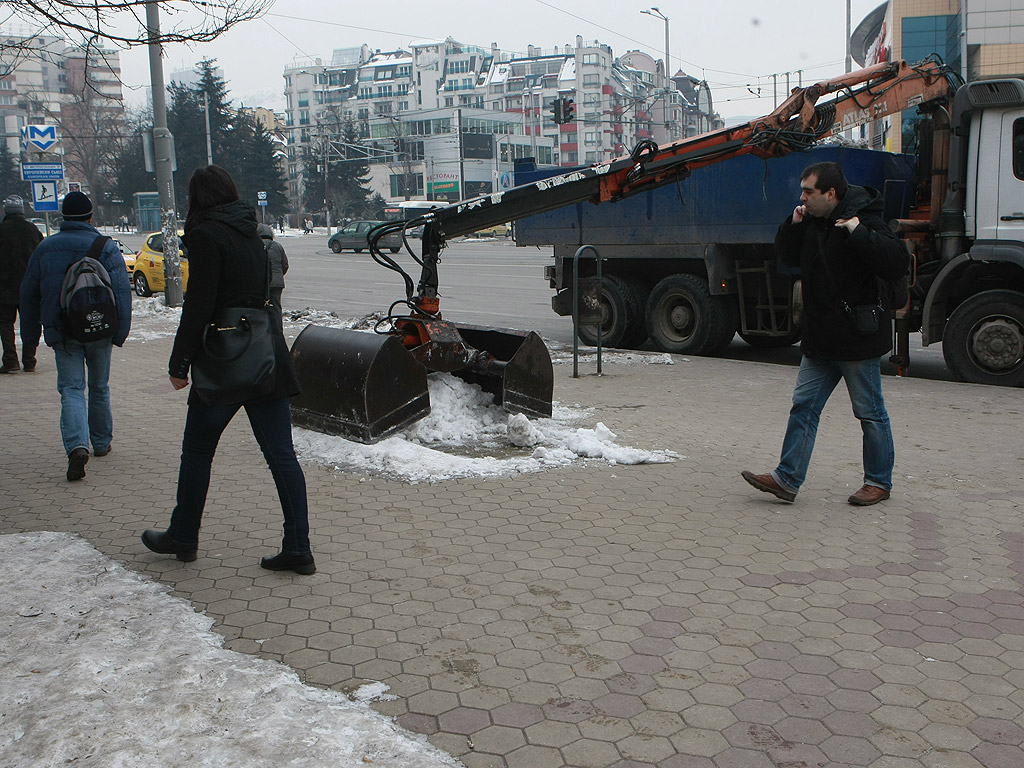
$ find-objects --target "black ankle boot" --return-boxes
[141,529,197,562]
[260,551,316,575]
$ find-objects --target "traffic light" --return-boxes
[548,97,564,124]
[562,98,575,124]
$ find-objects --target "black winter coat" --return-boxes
[0,212,44,305]
[168,200,300,404]
[776,185,909,361]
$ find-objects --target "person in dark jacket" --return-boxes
[0,195,44,373]
[257,222,288,329]
[741,161,909,507]
[141,165,314,574]
[20,191,132,481]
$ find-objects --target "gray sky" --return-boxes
[118,0,885,121]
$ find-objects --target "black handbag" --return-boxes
[190,254,277,406]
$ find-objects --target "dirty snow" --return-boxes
[293,373,678,483]
[0,531,461,768]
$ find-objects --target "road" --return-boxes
[116,228,955,383]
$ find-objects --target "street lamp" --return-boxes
[640,7,670,83]
[641,7,672,140]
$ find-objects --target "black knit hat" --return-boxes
[62,191,93,221]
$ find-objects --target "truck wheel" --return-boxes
[576,275,647,349]
[739,328,802,348]
[646,274,735,355]
[943,290,1024,386]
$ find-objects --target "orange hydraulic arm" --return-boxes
[595,58,956,203]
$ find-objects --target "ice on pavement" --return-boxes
[0,531,461,768]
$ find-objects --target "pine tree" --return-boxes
[165,59,286,217]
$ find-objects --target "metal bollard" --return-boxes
[571,244,603,378]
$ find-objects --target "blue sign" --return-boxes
[21,162,64,181]
[32,181,59,212]
[21,125,58,151]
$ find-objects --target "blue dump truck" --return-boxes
[514,146,917,355]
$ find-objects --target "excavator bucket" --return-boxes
[450,325,554,419]
[289,325,429,443]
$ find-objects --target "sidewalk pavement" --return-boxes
[3,322,1024,768]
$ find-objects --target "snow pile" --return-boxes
[126,295,183,340]
[0,531,461,768]
[293,373,678,483]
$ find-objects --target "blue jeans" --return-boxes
[772,356,894,494]
[168,396,310,555]
[53,339,113,455]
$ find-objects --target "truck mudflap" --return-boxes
[289,326,430,444]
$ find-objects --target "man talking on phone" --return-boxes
[741,161,909,507]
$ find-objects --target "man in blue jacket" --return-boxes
[20,191,132,481]
[742,162,909,507]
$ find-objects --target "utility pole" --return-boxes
[145,1,183,307]
[203,91,213,165]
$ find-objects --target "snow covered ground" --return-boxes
[128,298,681,483]
[0,531,461,768]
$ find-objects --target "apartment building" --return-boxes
[281,35,717,211]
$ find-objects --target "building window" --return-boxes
[390,173,424,197]
[583,74,600,87]
[298,93,309,107]
[584,131,599,145]
[581,53,601,66]
[299,110,309,125]
[376,69,394,80]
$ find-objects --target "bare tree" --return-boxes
[3,0,272,46]
[1,1,271,75]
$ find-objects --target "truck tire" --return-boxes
[576,275,648,349]
[646,274,736,355]
[943,290,1024,386]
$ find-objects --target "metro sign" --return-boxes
[21,125,58,152]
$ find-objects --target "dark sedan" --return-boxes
[327,220,402,254]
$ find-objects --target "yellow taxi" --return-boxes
[132,231,188,296]
[115,239,135,273]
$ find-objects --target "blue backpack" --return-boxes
[60,235,117,343]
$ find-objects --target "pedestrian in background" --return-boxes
[19,191,132,480]
[0,195,44,374]
[142,165,314,574]
[257,223,288,329]
[742,161,908,507]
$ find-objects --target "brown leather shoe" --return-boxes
[741,470,796,502]
[848,485,890,506]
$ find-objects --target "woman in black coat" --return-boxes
[141,166,314,574]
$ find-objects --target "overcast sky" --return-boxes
[115,0,885,121]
